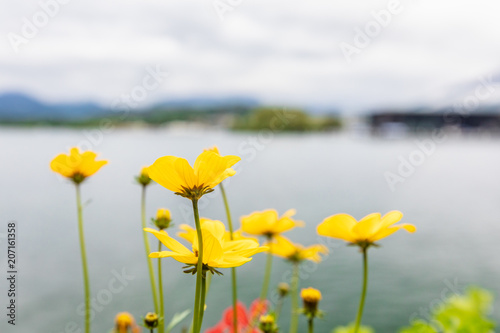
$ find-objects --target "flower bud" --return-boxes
[114,312,140,333]
[143,312,159,329]
[136,167,151,186]
[154,208,172,230]
[301,287,322,317]
[278,282,290,298]
[259,314,278,333]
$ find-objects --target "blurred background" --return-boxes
[1,0,500,332]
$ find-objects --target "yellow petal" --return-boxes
[241,210,279,235]
[352,213,382,239]
[200,227,223,263]
[174,157,197,189]
[369,223,416,242]
[268,235,297,259]
[156,208,171,220]
[223,155,241,168]
[211,254,252,268]
[200,219,226,241]
[80,150,97,161]
[78,150,107,177]
[300,245,328,263]
[378,211,403,229]
[193,151,224,186]
[149,251,197,264]
[273,215,304,234]
[232,245,268,258]
[229,230,259,242]
[224,239,260,252]
[194,151,240,188]
[144,228,192,255]
[210,167,236,187]
[188,218,225,252]
[224,238,268,258]
[70,147,81,160]
[317,214,358,242]
[147,156,185,193]
[50,153,75,177]
[80,152,107,177]
[282,209,296,218]
[204,145,221,155]
[177,224,196,244]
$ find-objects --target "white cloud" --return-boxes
[1,0,500,112]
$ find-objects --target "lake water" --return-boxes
[0,127,499,333]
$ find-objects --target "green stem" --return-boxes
[260,237,273,300]
[220,183,239,332]
[220,184,234,236]
[189,273,211,333]
[308,318,314,333]
[199,275,207,329]
[158,240,164,333]
[249,244,273,333]
[75,184,90,333]
[206,271,213,294]
[275,297,284,322]
[191,199,204,333]
[353,247,369,333]
[141,185,159,314]
[289,263,300,333]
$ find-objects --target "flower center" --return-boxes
[175,184,214,200]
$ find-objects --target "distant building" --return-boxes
[368,111,500,136]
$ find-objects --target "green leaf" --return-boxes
[399,286,495,333]
[332,322,375,333]
[165,309,191,333]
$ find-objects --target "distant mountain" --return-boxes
[0,92,105,121]
[0,92,261,122]
[152,96,260,110]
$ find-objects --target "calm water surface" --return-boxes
[0,127,499,332]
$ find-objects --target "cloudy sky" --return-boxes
[1,0,500,113]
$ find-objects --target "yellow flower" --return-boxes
[317,211,416,247]
[241,209,304,238]
[144,219,267,269]
[267,235,328,263]
[146,151,240,200]
[114,312,140,333]
[301,287,322,317]
[50,147,107,184]
[301,287,322,303]
[179,218,258,244]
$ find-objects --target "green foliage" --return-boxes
[1,104,342,132]
[400,287,495,333]
[332,322,375,333]
[232,107,342,132]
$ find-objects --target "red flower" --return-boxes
[206,299,268,333]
